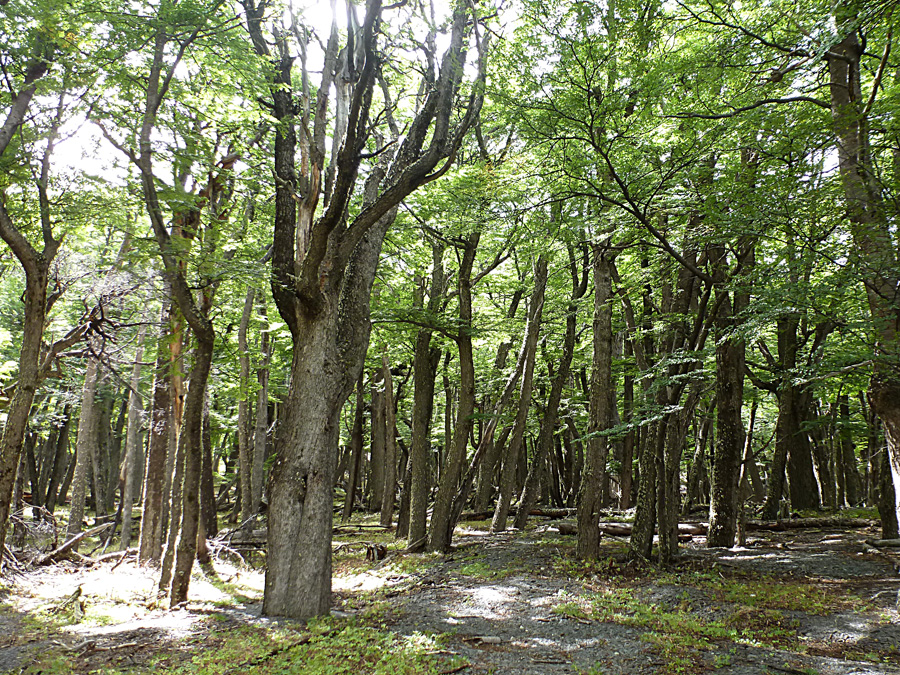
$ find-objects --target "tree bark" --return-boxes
[429,232,479,551]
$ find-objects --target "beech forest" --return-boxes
[1,0,899,673]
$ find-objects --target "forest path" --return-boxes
[0,519,899,674]
[377,523,900,674]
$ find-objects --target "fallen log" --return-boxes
[556,517,877,538]
[35,523,114,566]
[458,507,578,521]
[865,538,900,548]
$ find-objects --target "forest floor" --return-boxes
[1,515,899,674]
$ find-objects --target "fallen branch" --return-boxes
[35,523,114,566]
[556,517,878,538]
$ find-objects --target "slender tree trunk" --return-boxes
[370,369,385,510]
[429,232,479,552]
[838,394,862,506]
[139,299,173,563]
[493,255,547,532]
[343,374,365,523]
[44,408,71,513]
[578,247,613,559]
[168,337,215,605]
[237,288,254,525]
[252,297,270,515]
[67,352,101,543]
[121,323,147,550]
[380,350,397,527]
[407,272,440,547]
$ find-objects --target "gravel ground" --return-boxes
[383,525,900,675]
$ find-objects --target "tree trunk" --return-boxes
[708,247,746,548]
[577,247,613,559]
[168,336,215,605]
[380,349,397,527]
[493,255,547,532]
[44,408,71,513]
[139,299,173,563]
[838,394,862,506]
[370,369,386,510]
[408,268,441,547]
[515,246,587,529]
[343,374,365,523]
[237,288,254,525]
[67,352,101,543]
[827,12,900,531]
[121,323,147,550]
[429,232,479,552]
[252,296,270,515]
[200,396,217,539]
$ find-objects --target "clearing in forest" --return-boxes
[1,518,899,675]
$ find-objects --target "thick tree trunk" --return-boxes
[264,315,345,619]
[827,15,900,531]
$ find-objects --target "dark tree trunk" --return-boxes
[838,394,862,506]
[708,246,747,548]
[577,247,613,559]
[252,297,271,515]
[408,255,443,547]
[380,350,397,527]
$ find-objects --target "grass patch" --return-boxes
[553,585,800,673]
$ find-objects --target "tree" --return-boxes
[242,0,488,618]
